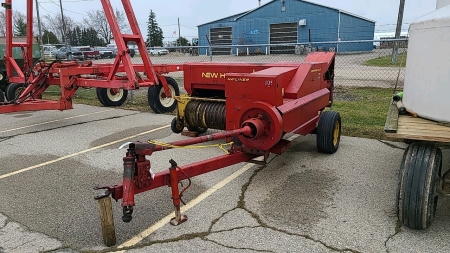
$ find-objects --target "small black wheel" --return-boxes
[0,91,5,103]
[97,196,117,247]
[147,76,180,114]
[171,117,184,133]
[96,88,128,106]
[0,71,6,82]
[316,111,341,154]
[396,142,442,230]
[5,83,26,101]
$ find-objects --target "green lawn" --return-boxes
[331,87,396,140]
[364,53,407,67]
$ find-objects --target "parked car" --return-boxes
[74,46,100,60]
[148,48,169,56]
[54,47,85,60]
[105,44,135,57]
[96,47,116,59]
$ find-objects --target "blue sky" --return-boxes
[15,0,437,41]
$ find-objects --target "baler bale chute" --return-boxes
[95,51,342,246]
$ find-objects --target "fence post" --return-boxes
[209,46,212,62]
[247,47,249,56]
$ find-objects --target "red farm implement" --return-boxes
[0,0,181,114]
[95,51,342,246]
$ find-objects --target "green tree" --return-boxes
[42,30,59,44]
[13,15,26,36]
[146,10,164,47]
[176,36,189,46]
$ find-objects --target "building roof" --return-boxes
[198,0,375,27]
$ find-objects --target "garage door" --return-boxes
[210,27,232,55]
[270,22,297,54]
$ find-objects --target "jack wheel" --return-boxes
[148,76,179,114]
[187,126,207,134]
[316,111,341,154]
[97,196,116,247]
[0,71,5,82]
[171,117,184,134]
[96,88,128,107]
[396,142,442,229]
[0,91,4,102]
[5,83,26,101]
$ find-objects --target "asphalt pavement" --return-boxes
[0,104,449,253]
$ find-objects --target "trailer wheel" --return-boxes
[171,117,184,133]
[147,76,179,114]
[316,111,341,154]
[96,88,128,107]
[5,83,26,101]
[0,91,4,103]
[97,195,116,247]
[396,142,442,230]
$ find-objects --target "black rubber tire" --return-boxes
[97,196,117,247]
[316,111,341,154]
[96,88,128,107]
[396,142,442,230]
[171,117,184,134]
[96,88,108,106]
[0,71,6,82]
[147,76,180,114]
[0,91,4,103]
[5,83,26,101]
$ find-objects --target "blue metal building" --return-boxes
[197,0,375,54]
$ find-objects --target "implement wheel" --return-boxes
[148,76,179,114]
[396,142,442,230]
[96,88,128,107]
[0,91,4,103]
[171,117,184,133]
[97,195,116,247]
[316,111,341,154]
[5,83,26,101]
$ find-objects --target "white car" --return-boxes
[148,48,169,56]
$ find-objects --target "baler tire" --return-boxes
[0,91,4,103]
[171,117,184,133]
[316,111,341,154]
[5,83,26,101]
[96,88,128,107]
[148,77,179,114]
[0,71,5,82]
[396,142,442,230]
[97,196,117,247]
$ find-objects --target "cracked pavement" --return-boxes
[1,104,450,253]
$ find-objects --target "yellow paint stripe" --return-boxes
[0,109,115,133]
[0,125,170,180]
[118,134,300,249]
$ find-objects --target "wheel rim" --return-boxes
[107,88,124,102]
[0,72,4,81]
[333,120,340,146]
[15,86,26,99]
[159,85,176,108]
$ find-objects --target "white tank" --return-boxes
[402,5,450,122]
[437,0,450,9]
